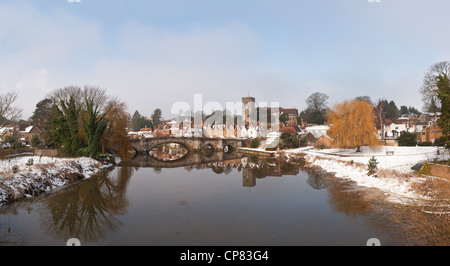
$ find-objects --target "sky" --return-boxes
[1,0,449,120]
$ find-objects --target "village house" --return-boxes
[425,121,443,144]
[138,127,154,138]
[225,125,236,138]
[383,121,408,146]
[154,124,171,137]
[377,111,444,145]
[247,125,259,139]
[0,126,14,142]
[15,124,41,145]
[300,125,331,147]
[415,125,427,143]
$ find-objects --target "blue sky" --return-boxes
[1,0,449,119]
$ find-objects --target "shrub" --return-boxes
[367,156,379,176]
[250,138,260,148]
[26,158,34,168]
[397,132,417,146]
[12,164,18,173]
[420,161,431,175]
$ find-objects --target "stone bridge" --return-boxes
[129,137,246,154]
[119,151,244,169]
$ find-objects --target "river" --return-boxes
[0,150,410,246]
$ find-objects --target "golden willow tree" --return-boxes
[327,100,381,152]
[101,99,132,160]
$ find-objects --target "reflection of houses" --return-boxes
[149,143,188,161]
[206,157,301,188]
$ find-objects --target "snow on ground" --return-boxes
[282,146,449,204]
[0,156,110,205]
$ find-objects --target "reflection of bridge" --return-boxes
[129,137,246,154]
[119,151,245,168]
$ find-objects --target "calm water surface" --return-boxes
[0,152,403,246]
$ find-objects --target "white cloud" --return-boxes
[80,21,282,118]
[2,0,449,120]
[0,1,103,118]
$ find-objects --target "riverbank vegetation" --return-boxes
[37,86,131,159]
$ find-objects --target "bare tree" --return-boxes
[306,92,329,113]
[48,85,110,113]
[0,91,22,127]
[303,92,329,125]
[420,61,450,112]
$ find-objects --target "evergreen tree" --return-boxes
[397,132,417,146]
[60,96,81,155]
[151,108,162,127]
[436,74,450,147]
[408,106,421,115]
[400,105,408,115]
[367,156,379,176]
[40,103,60,148]
[81,98,109,158]
[30,98,52,128]
[131,110,143,131]
[383,100,399,122]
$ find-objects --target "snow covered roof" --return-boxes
[0,127,13,135]
[24,126,34,133]
[305,125,330,139]
[415,125,426,133]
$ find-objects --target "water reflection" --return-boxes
[0,217,26,246]
[149,143,188,162]
[37,167,133,243]
[1,152,447,245]
[204,155,307,188]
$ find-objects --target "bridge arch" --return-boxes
[130,137,245,154]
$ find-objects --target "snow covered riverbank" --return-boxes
[282,146,449,204]
[0,156,111,205]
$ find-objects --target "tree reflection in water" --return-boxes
[2,152,447,245]
[37,166,133,243]
[0,220,26,246]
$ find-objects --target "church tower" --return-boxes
[242,96,256,126]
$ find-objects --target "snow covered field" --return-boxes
[0,156,110,205]
[283,146,449,204]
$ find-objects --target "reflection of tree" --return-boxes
[326,179,373,220]
[0,220,26,246]
[38,167,133,243]
[305,170,328,190]
[153,167,162,174]
[211,166,224,174]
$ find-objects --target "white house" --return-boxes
[247,125,258,139]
